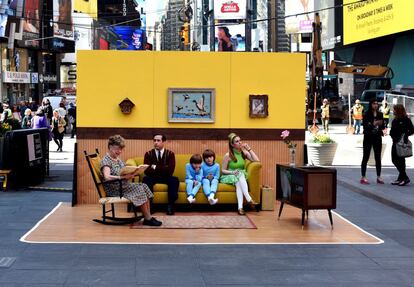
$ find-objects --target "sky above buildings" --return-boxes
[146,0,167,28]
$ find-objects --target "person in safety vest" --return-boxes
[1,103,12,124]
[321,98,330,133]
[352,99,364,135]
[379,100,390,129]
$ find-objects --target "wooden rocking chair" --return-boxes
[84,149,143,225]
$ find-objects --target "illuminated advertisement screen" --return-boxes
[215,25,245,51]
[344,0,414,45]
[113,26,144,50]
[22,0,40,46]
[53,0,74,40]
[285,0,314,34]
[315,0,341,50]
[0,12,7,38]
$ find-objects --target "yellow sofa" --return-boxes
[126,154,262,205]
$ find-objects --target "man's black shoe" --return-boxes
[166,205,175,215]
[143,217,162,226]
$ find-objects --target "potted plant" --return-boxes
[307,133,337,166]
[0,122,12,168]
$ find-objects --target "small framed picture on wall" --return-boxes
[249,94,268,118]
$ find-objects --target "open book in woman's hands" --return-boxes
[120,164,149,176]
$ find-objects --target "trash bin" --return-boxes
[261,185,275,211]
[1,128,49,187]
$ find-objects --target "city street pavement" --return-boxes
[306,124,414,217]
[1,128,414,286]
[29,136,76,191]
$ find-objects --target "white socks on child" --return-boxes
[208,194,218,205]
[187,195,196,204]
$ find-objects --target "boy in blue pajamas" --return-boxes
[185,154,203,203]
[201,149,219,205]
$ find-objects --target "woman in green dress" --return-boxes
[220,133,260,215]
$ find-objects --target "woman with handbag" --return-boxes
[390,104,414,186]
[51,109,66,152]
[360,99,385,185]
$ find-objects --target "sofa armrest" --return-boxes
[246,161,262,203]
[125,158,138,166]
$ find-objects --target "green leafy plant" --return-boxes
[0,122,12,137]
[0,119,21,137]
[310,133,335,144]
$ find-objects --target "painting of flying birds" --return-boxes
[168,88,215,123]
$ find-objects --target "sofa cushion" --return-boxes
[152,182,236,193]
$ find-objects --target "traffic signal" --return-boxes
[180,24,189,45]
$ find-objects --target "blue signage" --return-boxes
[113,26,144,50]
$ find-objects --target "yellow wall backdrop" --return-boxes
[74,0,98,19]
[344,0,414,45]
[77,51,306,129]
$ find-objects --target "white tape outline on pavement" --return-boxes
[20,202,384,245]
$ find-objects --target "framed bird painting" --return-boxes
[168,88,215,123]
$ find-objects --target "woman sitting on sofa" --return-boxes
[100,135,162,226]
[220,133,260,215]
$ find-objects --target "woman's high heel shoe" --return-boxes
[360,178,369,184]
[377,177,384,184]
[238,208,246,215]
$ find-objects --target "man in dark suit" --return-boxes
[143,134,179,215]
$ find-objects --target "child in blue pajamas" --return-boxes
[201,149,219,205]
[185,154,203,203]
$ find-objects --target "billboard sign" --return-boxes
[22,0,40,46]
[0,12,7,38]
[53,0,74,40]
[315,0,341,50]
[113,26,144,50]
[214,0,246,20]
[344,0,414,45]
[285,0,314,34]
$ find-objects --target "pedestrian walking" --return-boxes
[21,108,32,129]
[390,104,414,186]
[67,103,76,138]
[360,99,385,185]
[51,109,66,152]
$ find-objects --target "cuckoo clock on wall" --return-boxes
[119,98,135,114]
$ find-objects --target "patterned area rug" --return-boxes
[130,214,257,229]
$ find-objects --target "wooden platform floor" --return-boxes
[21,202,382,244]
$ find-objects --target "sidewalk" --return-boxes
[307,124,414,217]
[29,135,76,191]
